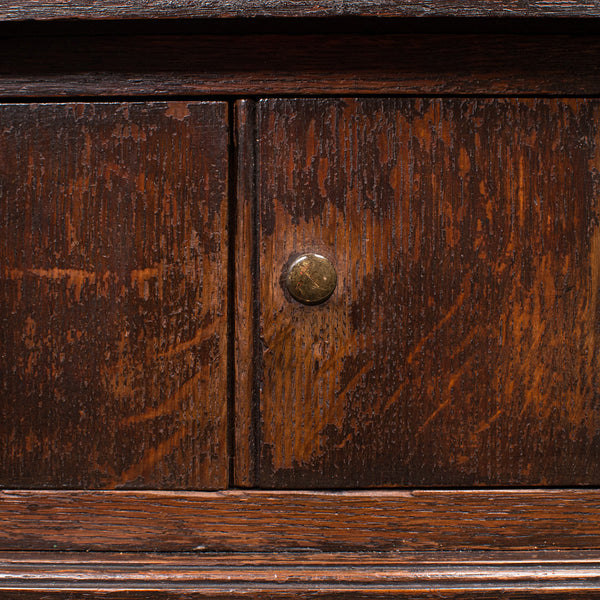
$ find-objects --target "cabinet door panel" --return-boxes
[0,102,228,489]
[256,98,600,487]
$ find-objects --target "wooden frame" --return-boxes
[1,490,599,552]
[3,34,600,97]
[2,0,600,20]
[2,9,600,596]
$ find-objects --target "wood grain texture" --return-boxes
[0,102,229,489]
[256,98,600,488]
[4,34,600,97]
[1,550,600,597]
[1,490,600,552]
[4,592,600,599]
[4,592,600,600]
[2,0,600,20]
[233,100,257,487]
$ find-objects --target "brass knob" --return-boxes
[285,253,337,305]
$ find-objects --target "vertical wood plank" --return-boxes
[0,102,229,489]
[233,100,257,487]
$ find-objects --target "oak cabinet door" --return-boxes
[0,102,229,489]
[255,98,600,488]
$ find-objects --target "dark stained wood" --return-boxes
[2,10,600,599]
[1,490,600,552]
[4,34,600,97]
[6,586,600,600]
[2,550,600,597]
[233,100,257,487]
[256,98,600,488]
[0,102,229,489]
[2,0,600,20]
[4,590,600,598]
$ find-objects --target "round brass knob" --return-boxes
[285,253,337,305]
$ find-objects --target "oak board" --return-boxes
[0,102,229,489]
[2,0,600,20]
[255,97,600,488]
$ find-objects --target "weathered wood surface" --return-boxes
[233,100,257,487]
[256,98,600,488]
[4,591,600,599]
[4,34,600,97]
[1,550,600,597]
[0,102,229,489]
[2,0,600,20]
[1,490,600,551]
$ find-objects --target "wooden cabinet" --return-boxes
[1,6,600,598]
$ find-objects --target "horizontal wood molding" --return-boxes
[3,34,600,97]
[1,490,600,552]
[1,550,600,597]
[2,0,600,20]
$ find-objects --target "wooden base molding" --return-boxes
[1,551,600,598]
[1,489,600,552]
